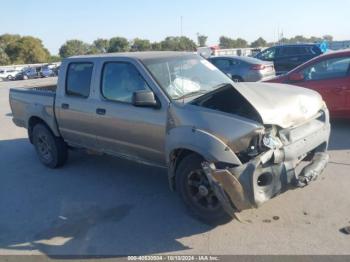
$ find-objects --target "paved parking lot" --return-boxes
[0,79,349,256]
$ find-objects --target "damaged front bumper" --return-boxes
[202,118,331,217]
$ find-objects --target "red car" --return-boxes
[266,50,350,119]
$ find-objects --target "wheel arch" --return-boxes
[28,116,58,144]
[166,127,242,191]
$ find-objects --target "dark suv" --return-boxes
[256,44,323,75]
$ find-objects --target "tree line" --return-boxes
[0,33,334,65]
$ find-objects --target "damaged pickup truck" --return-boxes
[9,52,331,223]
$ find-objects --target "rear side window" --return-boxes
[66,63,93,98]
[101,62,149,103]
[279,47,299,56]
[211,59,231,70]
[258,47,276,60]
[302,57,350,81]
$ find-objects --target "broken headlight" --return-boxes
[262,134,283,150]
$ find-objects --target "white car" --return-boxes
[0,69,20,81]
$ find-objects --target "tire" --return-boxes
[231,76,243,83]
[7,75,13,81]
[32,124,68,168]
[176,153,232,225]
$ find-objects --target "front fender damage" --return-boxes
[202,150,329,218]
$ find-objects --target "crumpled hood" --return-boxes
[233,82,324,129]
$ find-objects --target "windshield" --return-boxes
[143,54,231,100]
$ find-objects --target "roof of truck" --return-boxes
[68,51,195,61]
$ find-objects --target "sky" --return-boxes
[1,0,349,55]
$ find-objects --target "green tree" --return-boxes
[59,40,90,58]
[250,37,267,48]
[48,55,61,63]
[0,46,10,65]
[131,38,151,51]
[151,42,162,51]
[108,37,129,53]
[0,34,21,47]
[93,38,110,53]
[197,34,208,47]
[6,36,50,64]
[219,36,248,49]
[219,36,235,49]
[160,36,197,51]
[323,35,333,42]
[235,38,248,48]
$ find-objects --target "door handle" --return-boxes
[61,103,69,109]
[96,108,106,115]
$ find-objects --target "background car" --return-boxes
[40,65,55,78]
[267,49,350,119]
[0,69,20,81]
[15,67,41,80]
[256,44,324,75]
[208,56,275,82]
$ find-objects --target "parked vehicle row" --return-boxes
[10,52,330,224]
[0,64,59,81]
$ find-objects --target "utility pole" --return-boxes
[180,16,183,37]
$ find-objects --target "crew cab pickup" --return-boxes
[10,52,331,223]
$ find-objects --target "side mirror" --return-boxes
[289,72,304,82]
[132,90,159,108]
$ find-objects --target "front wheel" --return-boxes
[176,154,232,225]
[32,124,68,168]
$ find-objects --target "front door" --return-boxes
[93,60,166,166]
[295,56,350,117]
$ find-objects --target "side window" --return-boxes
[258,48,276,60]
[279,47,298,57]
[66,63,93,98]
[212,59,231,70]
[101,62,149,103]
[302,57,350,81]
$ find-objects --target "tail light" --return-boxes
[251,64,265,70]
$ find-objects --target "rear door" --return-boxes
[92,58,167,166]
[55,61,98,149]
[276,46,301,73]
[295,56,350,117]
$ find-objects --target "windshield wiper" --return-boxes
[173,83,232,101]
[173,90,208,100]
[211,82,232,91]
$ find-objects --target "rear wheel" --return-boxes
[32,124,68,168]
[7,75,13,81]
[176,153,232,225]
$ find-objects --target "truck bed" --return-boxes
[9,85,57,134]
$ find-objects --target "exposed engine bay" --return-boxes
[191,85,263,124]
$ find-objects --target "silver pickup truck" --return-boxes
[10,52,330,224]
